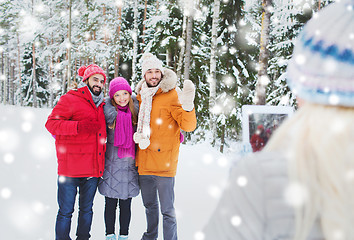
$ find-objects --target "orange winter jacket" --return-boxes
[135,69,197,177]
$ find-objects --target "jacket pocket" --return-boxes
[143,146,178,172]
[59,142,96,176]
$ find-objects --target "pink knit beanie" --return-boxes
[78,64,106,83]
[109,77,132,99]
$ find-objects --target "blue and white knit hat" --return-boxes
[287,0,354,106]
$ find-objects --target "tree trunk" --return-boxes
[142,0,147,45]
[0,51,3,104]
[31,0,37,107]
[209,0,220,145]
[17,32,23,106]
[3,52,8,104]
[10,59,15,105]
[183,16,193,80]
[176,14,187,83]
[32,42,37,107]
[114,4,123,78]
[254,0,272,105]
[67,0,72,89]
[131,0,139,83]
[220,124,225,153]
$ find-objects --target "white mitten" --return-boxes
[133,132,150,149]
[179,80,195,111]
[139,138,150,150]
[133,132,143,143]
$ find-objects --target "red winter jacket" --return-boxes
[45,86,107,178]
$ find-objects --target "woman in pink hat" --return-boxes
[98,77,139,240]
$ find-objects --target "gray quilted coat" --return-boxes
[98,96,140,200]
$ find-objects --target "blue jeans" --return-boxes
[139,175,177,240]
[55,176,99,240]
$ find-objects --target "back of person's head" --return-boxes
[265,1,354,239]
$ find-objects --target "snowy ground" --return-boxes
[0,104,241,240]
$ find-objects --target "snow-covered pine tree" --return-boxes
[209,0,220,146]
[254,0,272,105]
[21,44,48,107]
[142,0,183,71]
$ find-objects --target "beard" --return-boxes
[88,83,102,96]
[146,78,162,88]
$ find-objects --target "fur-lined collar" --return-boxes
[135,68,177,95]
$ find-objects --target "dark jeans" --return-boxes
[104,196,132,236]
[139,175,177,240]
[55,176,99,240]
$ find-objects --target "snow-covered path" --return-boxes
[0,105,233,240]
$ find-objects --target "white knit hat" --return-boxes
[140,52,165,76]
[286,0,354,106]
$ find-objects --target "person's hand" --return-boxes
[178,80,195,111]
[77,120,101,134]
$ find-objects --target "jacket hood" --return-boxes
[135,68,177,95]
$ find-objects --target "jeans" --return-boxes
[55,176,99,240]
[139,175,177,240]
[104,197,132,236]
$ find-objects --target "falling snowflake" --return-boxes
[1,187,12,199]
[58,176,66,183]
[22,122,32,132]
[194,231,205,240]
[284,182,309,208]
[230,215,242,227]
[156,118,163,125]
[237,176,248,187]
[207,185,221,198]
[295,54,306,65]
[329,94,340,105]
[3,153,15,164]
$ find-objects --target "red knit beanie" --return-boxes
[109,77,132,99]
[78,64,106,83]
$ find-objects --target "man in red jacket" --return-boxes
[45,64,107,240]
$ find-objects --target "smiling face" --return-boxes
[113,90,130,107]
[144,68,162,87]
[86,74,105,96]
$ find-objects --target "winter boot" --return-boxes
[118,235,128,240]
[105,234,117,240]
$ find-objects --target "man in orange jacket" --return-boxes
[134,53,197,240]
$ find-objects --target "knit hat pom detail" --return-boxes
[141,53,154,62]
[78,66,87,77]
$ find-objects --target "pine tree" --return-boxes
[21,44,48,107]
